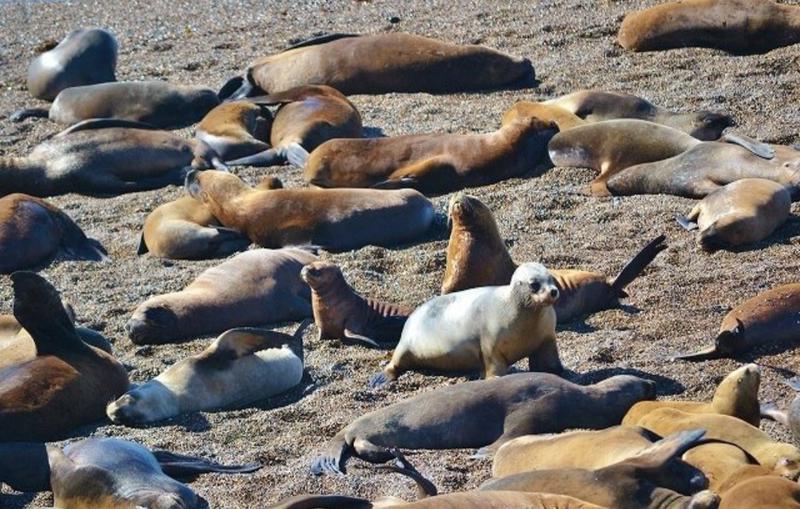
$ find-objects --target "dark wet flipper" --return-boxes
[676,214,699,231]
[609,234,667,295]
[226,148,284,167]
[671,345,722,362]
[153,450,261,481]
[722,133,775,159]
[218,76,245,101]
[10,107,49,122]
[372,177,418,190]
[343,329,381,348]
[136,232,149,255]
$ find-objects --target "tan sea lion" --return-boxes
[186,170,434,251]
[674,284,800,361]
[221,33,534,99]
[676,178,792,252]
[682,443,758,491]
[300,261,413,347]
[302,116,558,194]
[194,100,273,161]
[371,263,560,387]
[717,466,800,508]
[26,28,117,101]
[500,101,587,131]
[126,247,316,344]
[107,322,308,424]
[0,193,107,273]
[622,364,761,426]
[618,0,800,55]
[0,272,129,442]
[311,372,655,474]
[11,81,220,128]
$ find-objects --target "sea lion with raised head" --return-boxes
[185,170,434,251]
[195,100,273,161]
[676,178,792,252]
[302,116,558,194]
[126,247,316,344]
[0,193,106,273]
[311,372,655,474]
[0,272,129,442]
[300,261,413,347]
[26,28,117,101]
[674,284,800,361]
[371,263,560,387]
[618,0,800,55]
[221,33,534,99]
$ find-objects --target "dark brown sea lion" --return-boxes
[676,178,792,252]
[674,283,800,361]
[126,247,316,344]
[194,100,273,161]
[618,0,800,55]
[11,81,220,128]
[26,28,117,101]
[186,170,434,251]
[300,261,412,347]
[302,116,558,194]
[0,272,129,442]
[311,372,656,474]
[221,33,534,99]
[0,193,106,273]
[718,466,800,509]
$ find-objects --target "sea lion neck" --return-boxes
[0,157,50,197]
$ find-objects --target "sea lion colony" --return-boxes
[3,0,800,507]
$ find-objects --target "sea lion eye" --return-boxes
[530,282,541,292]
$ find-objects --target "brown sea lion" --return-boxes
[185,170,434,251]
[676,178,792,252]
[26,28,117,101]
[226,85,363,167]
[302,116,558,194]
[194,100,273,161]
[618,0,800,55]
[371,263,560,387]
[481,429,719,509]
[300,261,413,347]
[11,81,220,128]
[674,284,800,361]
[0,193,106,273]
[311,372,656,474]
[682,443,758,491]
[500,101,587,131]
[622,364,761,426]
[0,272,129,442]
[717,466,800,508]
[126,247,316,344]
[221,33,534,99]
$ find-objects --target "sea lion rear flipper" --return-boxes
[283,143,309,167]
[136,232,149,255]
[226,148,284,167]
[372,177,418,190]
[0,443,51,492]
[152,450,261,481]
[609,234,667,295]
[721,133,775,159]
[671,344,722,362]
[343,329,381,348]
[284,33,360,51]
[311,437,353,475]
[373,449,438,498]
[56,118,161,137]
[10,107,49,122]
[676,214,699,231]
[760,402,790,425]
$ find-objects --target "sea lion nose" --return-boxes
[550,288,559,300]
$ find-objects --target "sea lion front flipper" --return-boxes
[282,142,310,167]
[226,148,284,167]
[343,328,381,348]
[136,232,149,255]
[10,107,49,122]
[152,450,261,481]
[56,118,161,137]
[0,443,51,492]
[760,402,790,425]
[624,429,706,469]
[676,214,699,231]
[218,76,245,101]
[284,33,360,51]
[372,177,419,190]
[721,133,775,159]
[373,449,438,498]
[311,436,353,475]
[609,233,667,295]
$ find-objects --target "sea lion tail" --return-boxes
[609,234,667,296]
[0,443,51,492]
[283,142,309,167]
[374,449,438,498]
[152,450,261,481]
[266,495,373,509]
[10,107,49,122]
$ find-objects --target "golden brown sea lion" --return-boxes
[26,28,117,101]
[0,193,106,273]
[194,101,273,161]
[501,101,587,131]
[674,284,800,361]
[622,364,761,426]
[302,116,558,194]
[0,272,129,442]
[300,261,412,347]
[717,466,800,508]
[618,0,800,55]
[186,170,434,251]
[221,32,534,98]
[677,178,792,252]
[682,443,758,492]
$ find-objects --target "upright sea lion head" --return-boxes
[712,363,760,407]
[126,302,180,345]
[510,262,559,307]
[185,170,251,207]
[714,319,747,356]
[447,192,498,232]
[300,261,345,292]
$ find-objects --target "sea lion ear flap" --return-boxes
[733,318,744,335]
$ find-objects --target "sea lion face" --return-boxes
[774,456,800,481]
[447,193,494,231]
[690,111,733,141]
[510,262,559,307]
[106,383,176,425]
[126,304,179,344]
[300,261,342,289]
[185,170,249,206]
[715,319,746,355]
[605,374,658,401]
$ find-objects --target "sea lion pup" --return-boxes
[300,261,413,347]
[371,263,560,387]
[312,372,656,475]
[126,247,316,344]
[618,0,800,55]
[195,100,273,161]
[622,364,761,426]
[12,81,220,128]
[0,119,228,198]
[107,321,308,424]
[221,32,534,99]
[481,429,720,509]
[676,178,791,252]
[0,272,129,442]
[302,116,558,194]
[682,443,758,491]
[186,170,434,251]
[674,283,800,361]
[226,85,363,168]
[547,119,775,196]
[0,193,107,273]
[717,466,800,509]
[543,90,733,141]
[26,28,117,101]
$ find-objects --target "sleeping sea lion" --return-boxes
[126,247,316,344]
[500,101,586,131]
[682,443,758,491]
[26,28,117,101]
[271,492,607,509]
[300,261,412,347]
[311,372,655,474]
[717,466,800,508]
[194,100,273,161]
[0,193,107,273]
[185,170,434,251]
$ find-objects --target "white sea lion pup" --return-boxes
[107,321,308,424]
